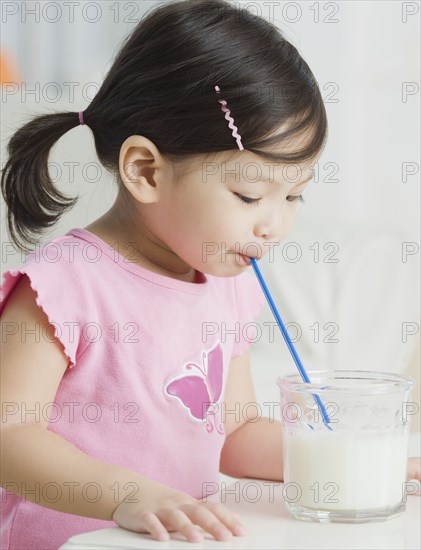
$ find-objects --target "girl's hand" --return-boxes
[112,485,246,543]
[407,457,421,495]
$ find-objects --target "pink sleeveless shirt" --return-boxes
[0,228,265,550]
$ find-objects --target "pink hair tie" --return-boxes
[215,85,244,151]
[78,111,85,125]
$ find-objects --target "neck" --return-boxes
[84,193,198,283]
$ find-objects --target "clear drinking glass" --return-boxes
[276,370,415,523]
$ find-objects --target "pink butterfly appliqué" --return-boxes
[164,342,224,434]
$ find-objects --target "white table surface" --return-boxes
[60,434,421,550]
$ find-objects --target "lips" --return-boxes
[232,253,258,265]
[230,251,262,264]
[239,253,261,261]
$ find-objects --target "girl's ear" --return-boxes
[118,135,169,204]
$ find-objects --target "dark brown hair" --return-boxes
[1,0,328,254]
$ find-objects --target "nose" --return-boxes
[253,211,284,241]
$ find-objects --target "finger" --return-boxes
[139,512,170,542]
[205,501,247,534]
[407,457,421,481]
[407,457,421,495]
[180,503,232,541]
[158,508,204,543]
[212,502,247,536]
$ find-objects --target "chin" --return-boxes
[199,260,248,278]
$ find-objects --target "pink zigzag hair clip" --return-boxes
[215,85,244,151]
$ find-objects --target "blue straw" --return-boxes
[249,257,332,430]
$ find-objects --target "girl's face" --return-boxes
[142,149,315,278]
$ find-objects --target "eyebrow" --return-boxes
[230,170,313,186]
[259,173,313,185]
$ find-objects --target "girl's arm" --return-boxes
[1,421,159,520]
[220,349,284,481]
[0,274,156,519]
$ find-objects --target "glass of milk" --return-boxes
[276,370,415,523]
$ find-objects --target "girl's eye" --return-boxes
[286,195,305,203]
[234,193,305,206]
[233,193,262,206]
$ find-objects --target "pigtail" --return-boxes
[1,111,80,254]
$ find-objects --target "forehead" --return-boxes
[185,113,322,176]
[202,149,315,184]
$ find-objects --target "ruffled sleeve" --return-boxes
[231,270,266,359]
[0,248,91,369]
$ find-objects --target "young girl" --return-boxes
[1,1,419,549]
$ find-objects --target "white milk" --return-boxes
[284,429,409,511]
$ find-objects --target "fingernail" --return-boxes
[234,524,247,536]
[158,533,170,541]
[216,527,231,539]
[191,531,203,542]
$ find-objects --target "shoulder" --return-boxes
[1,233,100,368]
[1,234,93,313]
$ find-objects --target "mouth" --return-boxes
[245,255,261,262]
[231,252,260,265]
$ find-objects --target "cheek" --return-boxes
[187,192,236,234]
[169,186,246,244]
[163,199,215,245]
[279,207,299,237]
[200,204,243,241]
